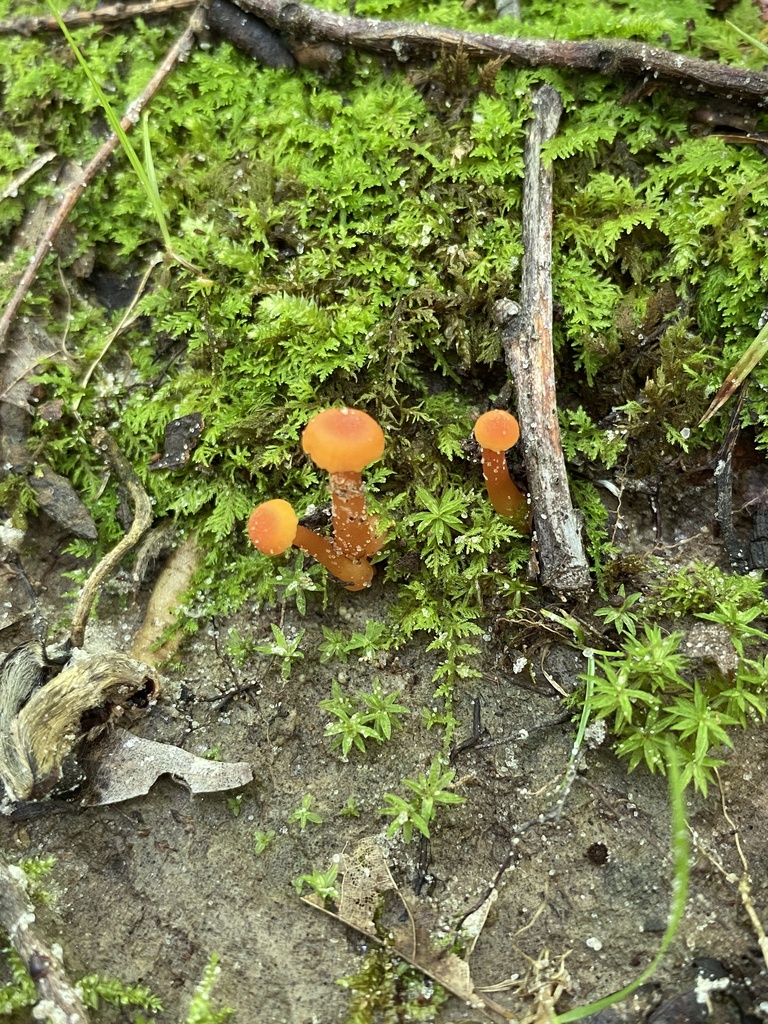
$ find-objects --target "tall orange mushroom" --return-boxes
[473,410,529,526]
[248,498,374,591]
[301,407,384,559]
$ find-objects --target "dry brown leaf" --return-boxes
[303,837,513,1021]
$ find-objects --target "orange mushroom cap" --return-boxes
[302,407,385,474]
[248,498,375,590]
[473,410,520,452]
[248,499,299,555]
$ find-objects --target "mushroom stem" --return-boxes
[294,524,374,591]
[481,450,528,520]
[328,471,382,559]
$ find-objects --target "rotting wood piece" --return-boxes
[493,85,591,597]
[230,0,768,105]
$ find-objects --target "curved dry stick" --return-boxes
[70,430,153,649]
[0,853,90,1024]
[0,16,197,351]
[232,0,768,103]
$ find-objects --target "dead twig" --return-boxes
[70,430,153,649]
[689,770,768,971]
[0,15,198,352]
[231,0,768,104]
[0,0,196,35]
[0,852,90,1023]
[1,150,56,201]
[494,85,591,596]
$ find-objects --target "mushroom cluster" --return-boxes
[248,408,384,591]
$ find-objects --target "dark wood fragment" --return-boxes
[28,466,98,539]
[207,0,296,67]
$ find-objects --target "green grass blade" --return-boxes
[46,0,171,248]
[726,21,768,58]
[553,743,689,1022]
[699,319,768,425]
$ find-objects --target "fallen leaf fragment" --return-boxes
[302,837,513,1021]
[28,464,97,539]
[81,728,252,805]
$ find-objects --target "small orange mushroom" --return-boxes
[248,498,374,591]
[301,407,385,559]
[473,410,529,525]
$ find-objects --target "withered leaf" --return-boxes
[28,465,97,540]
[303,838,512,1020]
[81,729,253,805]
[131,534,203,666]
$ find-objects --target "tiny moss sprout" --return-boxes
[226,794,244,817]
[254,624,305,680]
[289,794,323,830]
[320,678,409,757]
[293,862,340,903]
[339,796,361,818]
[253,829,277,855]
[380,756,466,842]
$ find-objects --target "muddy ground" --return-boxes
[1,465,768,1024]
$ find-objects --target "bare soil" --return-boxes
[2,465,768,1024]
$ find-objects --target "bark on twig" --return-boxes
[0,0,196,35]
[0,15,199,352]
[493,86,591,596]
[0,853,90,1023]
[231,0,768,104]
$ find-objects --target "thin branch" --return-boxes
[716,770,768,971]
[0,15,198,352]
[1,150,56,201]
[0,853,90,1023]
[70,430,153,649]
[0,0,196,35]
[494,85,591,596]
[231,0,768,103]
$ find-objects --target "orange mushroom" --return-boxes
[473,410,529,526]
[301,407,385,559]
[248,498,374,591]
